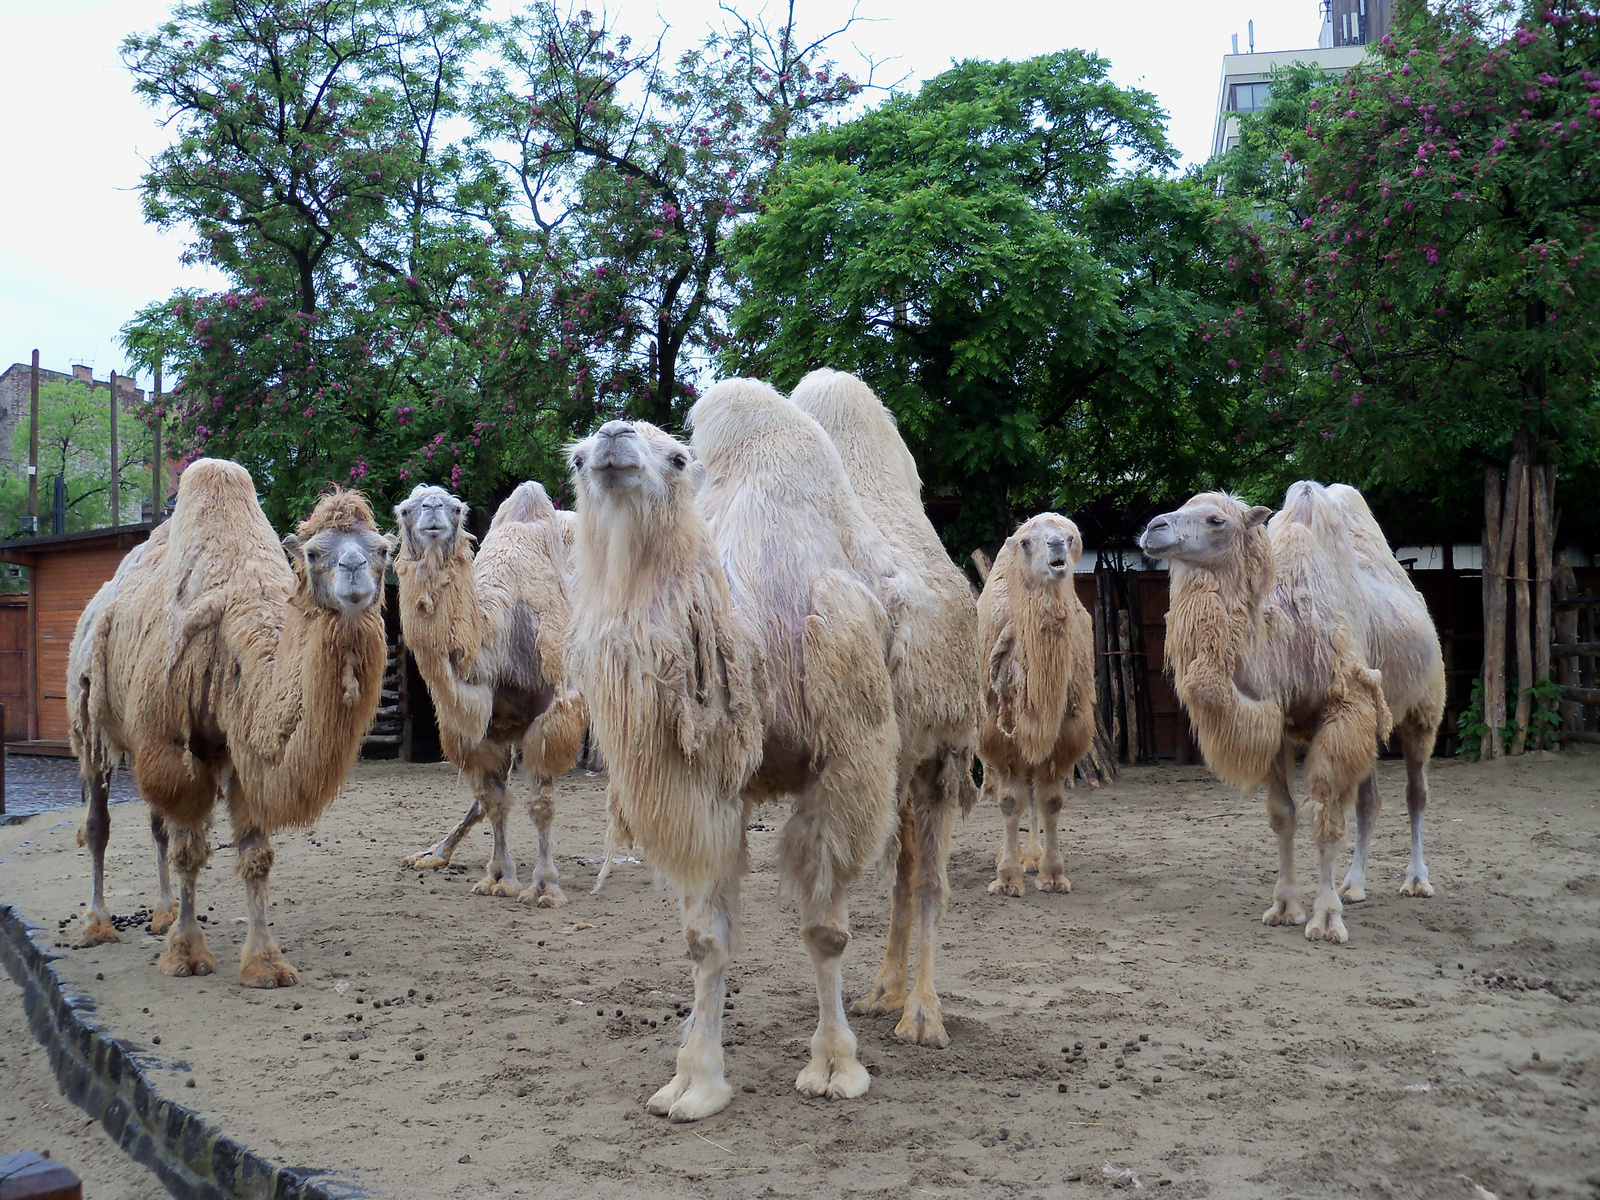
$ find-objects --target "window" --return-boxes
[1233,81,1272,112]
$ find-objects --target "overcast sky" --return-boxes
[1,0,1325,388]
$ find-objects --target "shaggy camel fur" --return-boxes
[976,513,1096,898]
[1139,482,1443,943]
[394,483,586,906]
[68,460,391,985]
[790,368,977,1049]
[567,387,903,1120]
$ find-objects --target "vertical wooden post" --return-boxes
[1533,465,1554,746]
[1481,466,1505,759]
[0,703,6,815]
[1511,457,1533,754]
[109,370,120,529]
[26,553,37,742]
[27,350,39,528]
[152,365,163,524]
[1118,608,1139,764]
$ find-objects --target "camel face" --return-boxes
[568,420,695,510]
[395,485,467,559]
[290,525,391,614]
[1139,493,1271,569]
[1011,513,1081,583]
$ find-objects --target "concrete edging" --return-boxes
[0,902,376,1200]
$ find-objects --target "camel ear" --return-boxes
[383,532,400,562]
[281,533,304,569]
[1245,506,1272,528]
[686,459,707,492]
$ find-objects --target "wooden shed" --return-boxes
[0,523,154,752]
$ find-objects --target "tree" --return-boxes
[0,381,153,537]
[726,52,1262,552]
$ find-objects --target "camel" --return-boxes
[976,513,1097,898]
[68,460,391,985]
[790,368,978,1049]
[393,482,586,907]
[1138,482,1444,943]
[566,386,903,1121]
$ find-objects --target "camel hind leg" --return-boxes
[148,811,178,934]
[1398,719,1435,897]
[1262,744,1305,926]
[895,754,960,1049]
[854,800,914,1019]
[648,875,737,1122]
[519,772,567,908]
[987,776,1027,898]
[1019,792,1044,875]
[464,746,521,899]
[76,766,119,947]
[404,797,483,870]
[1339,769,1380,903]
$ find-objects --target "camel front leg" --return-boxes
[148,810,178,934]
[854,800,913,1019]
[1304,780,1351,945]
[1399,724,1435,897]
[1033,779,1072,894]
[403,797,482,869]
[796,891,871,1101]
[896,767,956,1049]
[519,773,567,908]
[465,759,522,899]
[987,778,1027,898]
[236,828,297,988]
[1339,769,1379,902]
[1262,746,1305,926]
[648,879,737,1122]
[158,824,214,978]
[77,768,119,947]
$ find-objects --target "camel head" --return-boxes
[567,420,701,515]
[394,484,469,562]
[283,489,393,615]
[1139,492,1272,573]
[1007,513,1082,586]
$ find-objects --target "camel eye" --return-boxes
[1207,516,1226,526]
[1020,539,1031,551]
[573,454,586,470]
[670,454,687,470]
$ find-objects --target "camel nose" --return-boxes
[596,420,633,440]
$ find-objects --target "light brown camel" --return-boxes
[791,368,978,1049]
[567,385,904,1120]
[394,482,586,907]
[976,513,1097,898]
[67,460,391,985]
[1139,482,1443,943]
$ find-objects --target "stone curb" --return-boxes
[0,902,378,1200]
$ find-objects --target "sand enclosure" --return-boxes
[1,752,1597,1199]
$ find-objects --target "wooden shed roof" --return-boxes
[0,523,155,566]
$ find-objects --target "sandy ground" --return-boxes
[0,752,1597,1200]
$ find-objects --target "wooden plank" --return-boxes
[1551,642,1600,656]
[1561,685,1600,706]
[1556,730,1600,744]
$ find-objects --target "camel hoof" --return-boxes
[403,851,448,870]
[1034,873,1072,894]
[159,943,215,979]
[1337,882,1368,903]
[490,878,524,899]
[852,986,908,1018]
[147,903,179,935]
[1305,913,1348,944]
[1019,848,1043,875]
[647,1073,690,1117]
[520,884,568,909]
[239,956,299,988]
[987,878,1023,898]
[1399,877,1434,898]
[1262,898,1306,926]
[797,1058,869,1101]
[667,1079,734,1122]
[894,999,949,1049]
[78,912,121,948]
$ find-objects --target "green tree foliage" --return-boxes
[726,53,1263,551]
[1211,0,1600,540]
[0,381,153,538]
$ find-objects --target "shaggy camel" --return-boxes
[394,483,585,906]
[567,387,904,1120]
[68,460,390,984]
[976,513,1097,898]
[1139,482,1443,943]
[791,368,977,1049]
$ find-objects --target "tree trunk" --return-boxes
[1533,465,1555,749]
[1511,457,1533,755]
[1481,466,1506,760]
[1118,608,1139,765]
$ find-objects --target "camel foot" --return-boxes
[239,951,299,988]
[646,1071,733,1122]
[987,871,1024,898]
[1262,895,1306,926]
[796,1054,870,1101]
[158,935,215,978]
[1019,845,1043,875]
[851,983,908,1018]
[1399,874,1434,898]
[894,994,949,1049]
[1305,904,1348,944]
[1337,881,1367,903]
[519,883,568,909]
[471,874,522,898]
[148,902,179,935]
[1034,871,1072,894]
[78,911,121,948]
[403,850,449,870]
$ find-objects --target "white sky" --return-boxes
[0,0,1324,389]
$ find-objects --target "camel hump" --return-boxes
[490,481,556,530]
[791,368,923,501]
[175,458,258,513]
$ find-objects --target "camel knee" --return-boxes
[237,838,274,884]
[996,788,1025,819]
[170,827,210,877]
[804,923,850,960]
